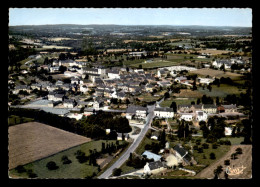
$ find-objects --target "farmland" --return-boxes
[195,145,252,179]
[189,68,244,79]
[8,122,91,170]
[9,140,123,179]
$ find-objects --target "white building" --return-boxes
[154,107,174,118]
[179,113,194,121]
[225,127,233,136]
[197,77,214,85]
[195,111,208,122]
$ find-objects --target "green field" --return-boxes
[8,115,34,126]
[197,84,246,97]
[9,140,122,179]
[160,98,197,107]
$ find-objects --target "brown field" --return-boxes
[8,122,91,170]
[190,68,243,79]
[197,49,234,55]
[173,89,204,98]
[195,145,252,179]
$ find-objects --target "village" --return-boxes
[8,9,252,179]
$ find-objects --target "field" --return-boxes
[8,115,34,126]
[8,122,91,170]
[197,49,234,55]
[190,68,243,79]
[48,37,76,41]
[160,98,197,107]
[195,145,252,179]
[9,140,122,179]
[41,45,72,49]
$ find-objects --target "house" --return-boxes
[225,127,233,136]
[195,111,208,121]
[93,98,104,110]
[143,161,165,175]
[154,107,174,118]
[175,76,187,83]
[79,85,89,93]
[13,85,31,94]
[107,69,120,79]
[178,105,193,113]
[151,131,160,140]
[157,69,168,78]
[212,59,232,69]
[157,81,171,88]
[142,151,162,161]
[179,113,194,121]
[126,105,147,120]
[53,94,65,102]
[117,133,130,141]
[49,66,60,73]
[145,84,154,92]
[191,104,203,112]
[128,51,147,57]
[222,104,237,113]
[173,144,192,165]
[63,99,76,108]
[202,104,217,114]
[31,83,42,90]
[117,92,127,100]
[197,77,214,85]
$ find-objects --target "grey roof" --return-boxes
[117,133,129,138]
[54,94,65,98]
[126,105,147,113]
[148,161,165,170]
[16,85,30,89]
[193,104,203,109]
[222,104,237,109]
[173,144,191,162]
[83,67,98,72]
[142,151,162,161]
[154,107,174,112]
[197,111,203,116]
[64,99,75,104]
[203,104,217,109]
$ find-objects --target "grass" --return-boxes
[129,60,179,69]
[219,137,244,145]
[136,93,161,103]
[160,98,197,107]
[9,140,122,179]
[8,115,34,126]
[197,84,246,98]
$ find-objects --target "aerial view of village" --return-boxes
[8,8,252,179]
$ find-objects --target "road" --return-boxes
[98,104,155,179]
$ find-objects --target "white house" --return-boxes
[63,99,76,108]
[225,127,232,136]
[108,70,120,79]
[197,77,214,85]
[175,76,187,83]
[50,66,60,73]
[195,111,208,121]
[80,85,89,93]
[154,107,174,118]
[126,105,147,120]
[143,161,165,176]
[179,113,194,121]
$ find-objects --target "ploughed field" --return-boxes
[8,122,91,170]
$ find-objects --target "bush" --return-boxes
[46,161,59,170]
[224,140,231,145]
[224,159,230,166]
[235,147,243,154]
[27,169,38,178]
[112,168,122,176]
[197,147,204,153]
[212,143,218,149]
[210,153,216,160]
[61,155,72,164]
[202,143,209,149]
[231,153,238,160]
[15,165,26,173]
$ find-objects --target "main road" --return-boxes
[97,104,155,179]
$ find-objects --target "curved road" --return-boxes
[98,104,155,179]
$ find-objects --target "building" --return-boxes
[154,107,174,118]
[202,104,217,114]
[117,133,130,141]
[197,77,214,85]
[142,151,162,162]
[175,76,187,83]
[126,105,148,120]
[63,99,76,108]
[173,144,192,165]
[195,111,208,121]
[151,131,160,140]
[143,161,165,176]
[179,113,194,121]
[222,104,237,113]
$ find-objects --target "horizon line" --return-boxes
[9,23,252,28]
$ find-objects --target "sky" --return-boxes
[9,8,252,27]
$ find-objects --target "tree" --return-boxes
[197,98,201,105]
[160,129,166,148]
[235,147,243,154]
[138,64,143,69]
[46,161,59,170]
[164,92,170,99]
[59,65,67,73]
[61,155,72,164]
[15,165,26,173]
[170,101,177,112]
[224,159,230,166]
[112,168,122,176]
[210,153,216,160]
